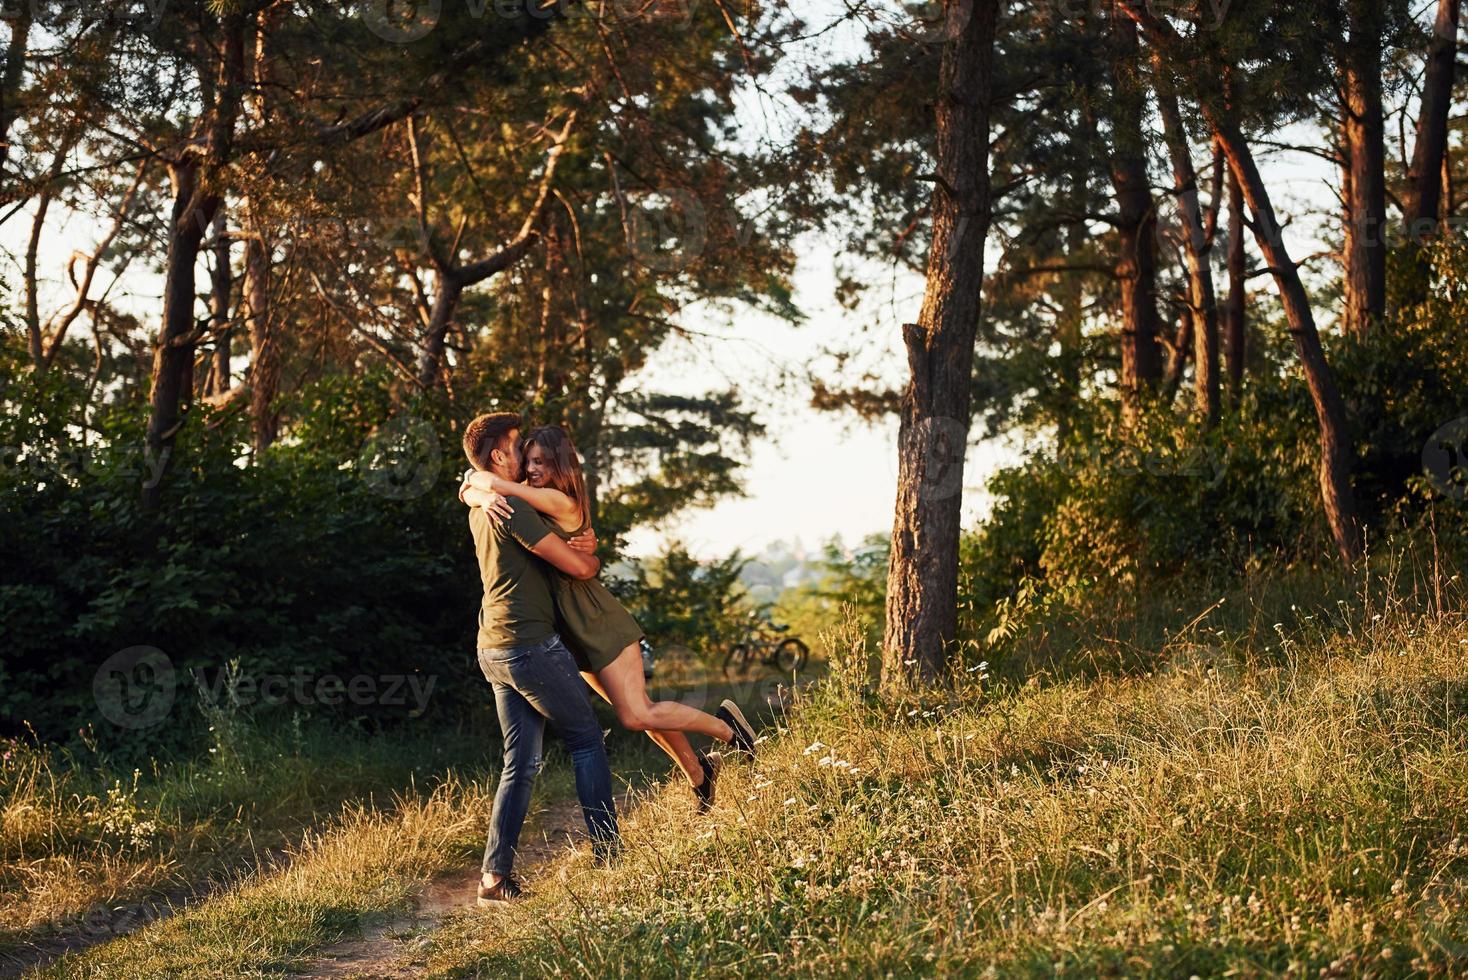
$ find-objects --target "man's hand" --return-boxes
[568,528,598,555]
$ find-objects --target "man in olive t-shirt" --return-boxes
[459,412,618,905]
[468,498,559,648]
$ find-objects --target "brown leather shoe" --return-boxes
[476,875,523,907]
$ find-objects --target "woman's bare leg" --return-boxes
[581,669,704,787]
[597,642,737,741]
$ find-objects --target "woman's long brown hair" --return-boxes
[520,425,591,529]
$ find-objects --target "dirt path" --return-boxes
[295,791,633,979]
[294,680,794,979]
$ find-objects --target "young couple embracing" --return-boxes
[459,412,757,905]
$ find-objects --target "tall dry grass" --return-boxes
[29,546,1468,977]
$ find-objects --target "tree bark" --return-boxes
[1108,14,1162,424]
[1055,108,1095,446]
[142,19,246,508]
[1215,119,1363,562]
[243,6,280,451]
[144,160,220,509]
[1407,0,1459,227]
[1341,0,1387,339]
[1124,1,1363,564]
[881,0,1001,694]
[1155,75,1219,426]
[243,231,278,451]
[207,207,232,396]
[1401,0,1460,307]
[417,272,466,389]
[23,177,54,368]
[0,1,32,175]
[1162,308,1192,405]
[1224,169,1246,406]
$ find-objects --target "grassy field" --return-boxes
[9,553,1468,977]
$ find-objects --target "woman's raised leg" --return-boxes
[595,642,738,744]
[581,668,704,787]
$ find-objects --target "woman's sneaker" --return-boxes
[693,751,722,813]
[716,700,757,756]
[477,875,523,906]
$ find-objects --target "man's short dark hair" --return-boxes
[463,412,521,470]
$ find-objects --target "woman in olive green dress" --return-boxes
[460,425,757,811]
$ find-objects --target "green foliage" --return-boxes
[804,236,1468,665]
[0,309,780,744]
[0,364,474,745]
[615,542,753,659]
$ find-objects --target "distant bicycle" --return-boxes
[639,637,656,679]
[722,621,809,676]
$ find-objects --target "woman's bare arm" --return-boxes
[465,470,580,524]
[462,485,514,521]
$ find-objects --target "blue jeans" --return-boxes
[477,634,619,876]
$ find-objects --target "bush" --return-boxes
[615,542,753,659]
[804,238,1468,665]
[0,366,483,747]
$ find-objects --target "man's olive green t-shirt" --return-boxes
[469,497,555,649]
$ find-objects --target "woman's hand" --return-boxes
[567,528,598,554]
[479,492,514,524]
[460,475,514,524]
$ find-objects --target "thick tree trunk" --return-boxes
[1156,77,1220,426]
[144,161,219,509]
[1224,169,1247,406]
[881,0,1001,694]
[1407,0,1459,227]
[1401,0,1460,307]
[1214,119,1363,562]
[1108,15,1162,424]
[1341,0,1387,338]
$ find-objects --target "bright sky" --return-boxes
[618,243,1014,561]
